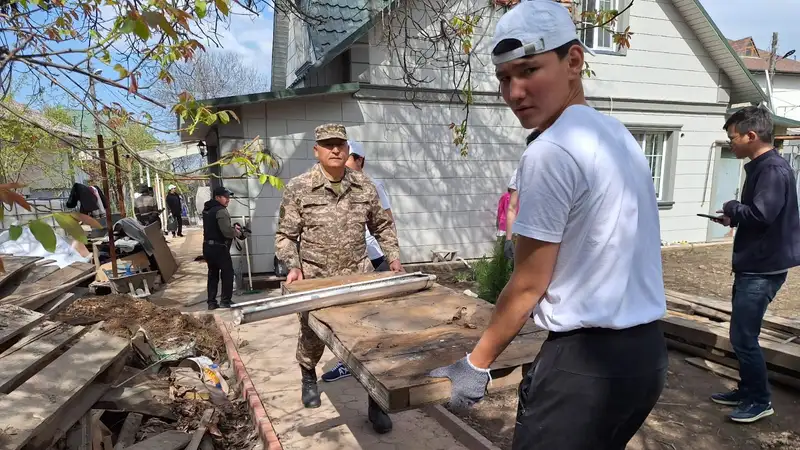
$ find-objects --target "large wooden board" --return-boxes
[285,274,545,412]
[0,262,94,310]
[0,304,45,348]
[0,256,40,290]
[144,222,178,282]
[660,312,800,372]
[0,321,85,393]
[0,328,128,449]
[666,290,800,336]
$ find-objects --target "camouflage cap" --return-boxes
[315,123,348,141]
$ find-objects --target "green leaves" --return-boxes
[214,0,229,16]
[217,111,230,124]
[113,64,129,79]
[29,220,56,253]
[9,225,22,241]
[54,212,88,244]
[133,19,150,41]
[258,174,268,185]
[196,0,207,19]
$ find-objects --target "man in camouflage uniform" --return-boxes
[275,123,403,434]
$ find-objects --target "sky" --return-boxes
[699,0,800,57]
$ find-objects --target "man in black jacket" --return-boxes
[202,186,239,310]
[711,105,800,423]
[165,185,183,237]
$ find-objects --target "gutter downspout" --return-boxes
[702,139,731,207]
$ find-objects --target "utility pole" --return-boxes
[767,32,779,110]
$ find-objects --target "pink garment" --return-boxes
[497,192,511,232]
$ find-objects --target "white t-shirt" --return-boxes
[507,169,518,191]
[365,178,391,260]
[512,104,666,332]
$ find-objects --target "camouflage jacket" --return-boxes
[275,164,400,279]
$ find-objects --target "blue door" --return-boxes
[709,148,741,240]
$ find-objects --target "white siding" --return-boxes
[216,95,728,271]
[285,12,313,89]
[753,72,800,127]
[367,0,727,103]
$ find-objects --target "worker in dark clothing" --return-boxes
[134,184,161,228]
[202,186,239,310]
[165,184,184,238]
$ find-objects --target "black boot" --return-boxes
[368,396,392,434]
[301,367,321,408]
[207,302,219,310]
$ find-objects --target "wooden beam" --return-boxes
[668,340,800,390]
[661,314,800,372]
[0,329,128,449]
[184,408,215,450]
[666,290,800,337]
[0,321,85,393]
[95,383,176,420]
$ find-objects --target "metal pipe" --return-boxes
[232,272,437,325]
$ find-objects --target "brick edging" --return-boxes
[215,314,283,450]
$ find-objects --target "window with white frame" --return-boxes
[630,132,668,199]
[580,0,617,51]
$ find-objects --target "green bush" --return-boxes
[473,239,513,304]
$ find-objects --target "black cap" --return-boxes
[138,184,151,194]
[213,186,233,198]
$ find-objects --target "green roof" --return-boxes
[200,83,361,107]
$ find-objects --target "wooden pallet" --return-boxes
[663,290,800,390]
[285,273,544,412]
[0,262,95,310]
[0,304,129,450]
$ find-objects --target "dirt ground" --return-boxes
[56,294,225,359]
[431,243,800,449]
[661,243,800,317]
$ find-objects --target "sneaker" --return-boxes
[729,402,774,423]
[711,389,744,406]
[207,303,219,311]
[220,302,234,309]
[321,362,351,382]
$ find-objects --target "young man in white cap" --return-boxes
[322,139,396,382]
[430,1,668,448]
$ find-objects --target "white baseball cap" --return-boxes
[348,140,365,158]
[491,0,595,66]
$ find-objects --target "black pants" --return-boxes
[170,210,183,236]
[512,321,668,450]
[204,242,233,307]
[371,256,390,271]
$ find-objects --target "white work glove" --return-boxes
[429,354,491,410]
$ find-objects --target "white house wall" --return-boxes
[753,72,800,127]
[212,94,728,273]
[367,0,727,104]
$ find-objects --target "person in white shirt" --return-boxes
[430,1,668,448]
[322,139,397,383]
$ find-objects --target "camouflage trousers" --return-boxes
[296,311,325,371]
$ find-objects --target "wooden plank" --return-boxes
[36,293,78,316]
[293,275,543,412]
[685,357,742,382]
[666,290,800,337]
[0,262,95,310]
[113,413,143,450]
[0,304,45,348]
[0,256,40,290]
[95,383,176,420]
[0,328,128,449]
[124,431,190,450]
[670,341,800,390]
[64,413,92,450]
[144,222,178,282]
[660,313,800,372]
[184,408,214,450]
[26,383,112,450]
[0,320,85,393]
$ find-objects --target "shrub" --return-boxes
[473,239,513,304]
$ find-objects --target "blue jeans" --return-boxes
[730,272,787,405]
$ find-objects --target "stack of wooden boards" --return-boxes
[0,302,130,449]
[662,289,800,390]
[0,255,95,311]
